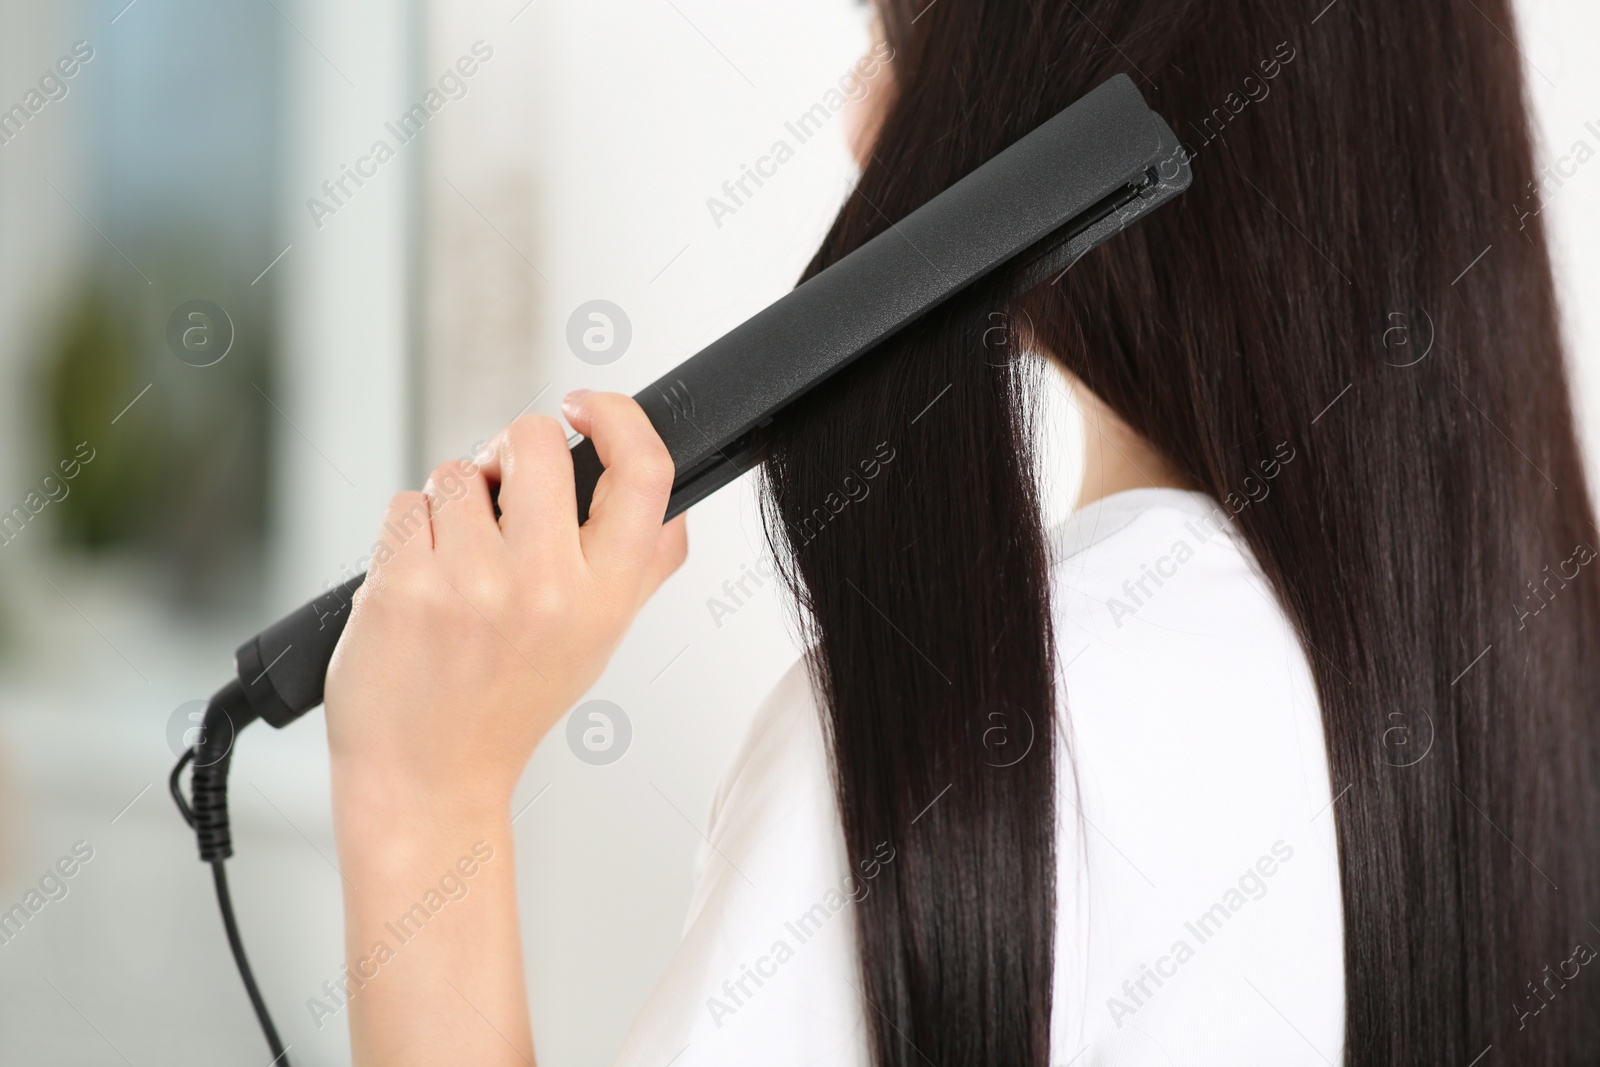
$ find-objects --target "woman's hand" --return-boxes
[322,391,686,1066]
[325,390,688,821]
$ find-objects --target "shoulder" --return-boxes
[614,657,871,1067]
[1048,489,1316,730]
[1049,488,1267,632]
[1045,490,1345,1057]
[1046,489,1325,774]
[683,658,842,922]
[699,658,831,863]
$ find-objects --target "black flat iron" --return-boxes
[224,73,1188,736]
[172,72,1190,1064]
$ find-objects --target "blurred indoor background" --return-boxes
[0,0,1594,1063]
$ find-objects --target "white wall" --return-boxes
[271,0,417,608]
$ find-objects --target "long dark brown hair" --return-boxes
[759,0,1600,1063]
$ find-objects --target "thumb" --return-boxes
[635,515,689,612]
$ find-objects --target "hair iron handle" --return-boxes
[231,415,748,730]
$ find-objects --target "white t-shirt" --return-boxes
[615,488,1345,1066]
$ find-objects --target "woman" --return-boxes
[325,0,1600,1063]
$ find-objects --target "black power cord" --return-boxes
[212,861,291,1062]
[171,681,294,1066]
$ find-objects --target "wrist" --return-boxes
[330,758,513,863]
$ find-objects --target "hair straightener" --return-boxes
[170,72,1189,1064]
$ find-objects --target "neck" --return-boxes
[1063,370,1193,510]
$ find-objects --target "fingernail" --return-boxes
[561,388,591,420]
